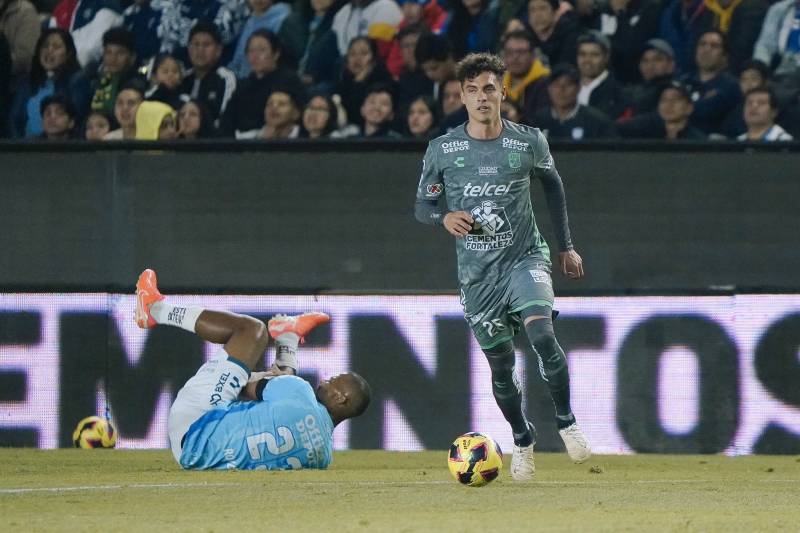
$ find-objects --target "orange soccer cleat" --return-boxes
[268,312,330,343]
[135,269,165,329]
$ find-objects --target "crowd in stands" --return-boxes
[2,0,800,142]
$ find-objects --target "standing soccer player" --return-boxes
[414,53,590,481]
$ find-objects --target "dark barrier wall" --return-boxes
[2,143,799,292]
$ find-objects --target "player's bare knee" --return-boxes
[236,316,268,348]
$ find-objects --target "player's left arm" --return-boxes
[532,132,584,280]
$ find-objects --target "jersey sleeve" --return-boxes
[260,375,314,405]
[531,130,555,179]
[415,142,445,201]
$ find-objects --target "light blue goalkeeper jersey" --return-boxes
[179,376,334,470]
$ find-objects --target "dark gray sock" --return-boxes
[483,341,534,445]
[524,317,574,426]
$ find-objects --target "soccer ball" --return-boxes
[448,432,503,487]
[73,416,117,449]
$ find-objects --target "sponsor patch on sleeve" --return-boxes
[426,183,443,197]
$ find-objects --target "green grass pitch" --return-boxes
[0,450,798,532]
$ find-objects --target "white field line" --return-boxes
[0,482,238,494]
[0,478,797,494]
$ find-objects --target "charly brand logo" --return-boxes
[455,157,465,167]
[441,140,469,154]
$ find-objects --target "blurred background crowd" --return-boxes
[1,0,799,142]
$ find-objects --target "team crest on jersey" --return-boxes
[465,201,513,251]
[508,152,521,169]
[426,183,443,197]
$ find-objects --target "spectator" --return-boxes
[720,58,769,137]
[49,0,123,67]
[704,0,768,73]
[658,0,707,72]
[519,0,580,67]
[335,36,395,126]
[178,98,215,139]
[229,0,307,78]
[438,76,467,131]
[39,93,77,140]
[531,63,617,140]
[0,0,41,77]
[619,81,707,139]
[180,21,237,128]
[122,0,164,64]
[258,88,302,139]
[395,24,434,108]
[299,92,337,138]
[386,0,447,78]
[145,53,185,111]
[332,0,403,60]
[90,28,142,115]
[576,31,628,120]
[220,29,304,138]
[104,78,144,139]
[659,0,766,74]
[682,30,741,134]
[626,38,676,116]
[414,33,456,100]
[753,0,800,85]
[405,94,440,138]
[134,99,178,140]
[501,29,550,122]
[158,0,249,64]
[738,87,793,141]
[447,0,500,59]
[298,0,344,93]
[8,28,91,138]
[357,82,402,137]
[84,108,112,139]
[586,0,661,84]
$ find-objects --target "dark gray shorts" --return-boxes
[460,257,554,349]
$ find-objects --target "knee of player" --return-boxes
[238,316,268,347]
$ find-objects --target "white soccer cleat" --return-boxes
[511,442,535,481]
[559,423,592,463]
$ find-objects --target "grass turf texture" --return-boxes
[0,450,798,532]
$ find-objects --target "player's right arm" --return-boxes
[413,142,474,236]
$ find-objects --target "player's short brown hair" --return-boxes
[456,53,506,85]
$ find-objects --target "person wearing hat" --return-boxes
[576,30,628,119]
[530,63,618,140]
[618,81,706,139]
[626,38,677,115]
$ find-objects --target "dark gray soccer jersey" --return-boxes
[416,120,568,286]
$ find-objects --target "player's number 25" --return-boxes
[482,319,506,337]
[247,426,294,460]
